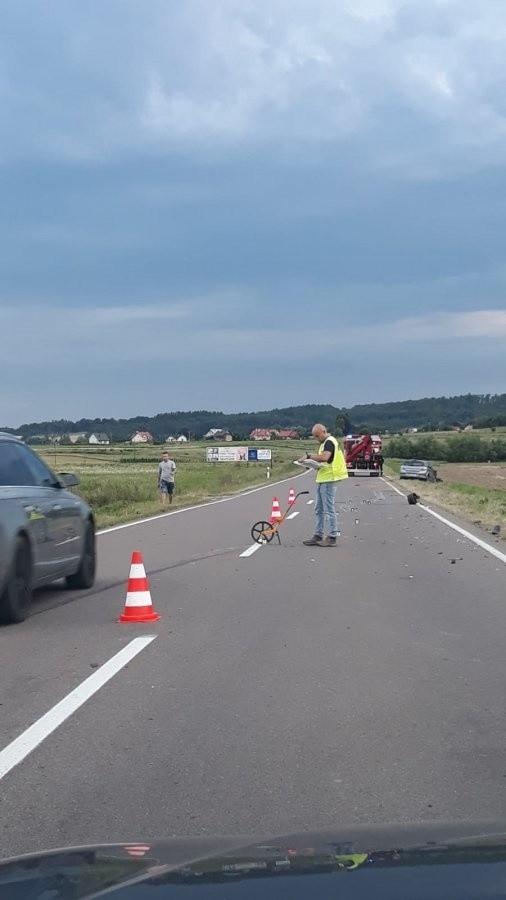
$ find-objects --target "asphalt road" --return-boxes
[0,472,505,858]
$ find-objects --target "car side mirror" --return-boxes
[57,472,80,488]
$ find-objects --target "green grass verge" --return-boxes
[384,460,505,537]
[68,459,299,527]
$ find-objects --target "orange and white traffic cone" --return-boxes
[288,487,296,506]
[269,496,282,524]
[118,551,160,623]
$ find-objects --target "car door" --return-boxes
[19,446,84,571]
[0,440,54,581]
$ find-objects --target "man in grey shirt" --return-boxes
[158,451,177,506]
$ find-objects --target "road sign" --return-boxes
[206,446,248,462]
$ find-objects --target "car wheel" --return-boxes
[0,536,32,624]
[66,520,96,590]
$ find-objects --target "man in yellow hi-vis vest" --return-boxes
[300,423,348,547]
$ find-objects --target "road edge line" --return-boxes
[381,477,506,565]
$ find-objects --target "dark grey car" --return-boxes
[0,433,95,624]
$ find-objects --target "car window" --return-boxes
[404,459,425,466]
[0,441,36,486]
[21,445,58,487]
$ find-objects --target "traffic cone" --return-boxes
[288,487,296,506]
[118,551,160,623]
[269,497,282,523]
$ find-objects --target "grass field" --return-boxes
[382,426,506,444]
[36,441,505,538]
[37,442,305,527]
[385,459,505,539]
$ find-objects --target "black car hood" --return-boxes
[2,821,506,899]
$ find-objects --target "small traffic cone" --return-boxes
[269,497,282,524]
[118,551,160,623]
[288,487,296,506]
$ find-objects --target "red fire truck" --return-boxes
[344,434,383,476]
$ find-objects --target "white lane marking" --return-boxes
[306,499,314,505]
[0,636,157,781]
[240,509,301,555]
[240,543,263,558]
[381,478,506,565]
[98,471,309,535]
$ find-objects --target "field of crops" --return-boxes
[37,441,304,527]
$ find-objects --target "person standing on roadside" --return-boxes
[300,424,348,547]
[158,450,177,507]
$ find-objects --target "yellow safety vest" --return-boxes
[316,435,348,483]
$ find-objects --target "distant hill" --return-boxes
[337,393,506,433]
[3,394,506,442]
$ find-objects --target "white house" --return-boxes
[250,428,275,440]
[89,433,110,445]
[131,431,154,444]
[176,434,188,442]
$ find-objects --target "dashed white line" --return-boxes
[306,499,314,505]
[381,477,506,565]
[240,509,302,556]
[0,636,157,781]
[240,543,263,558]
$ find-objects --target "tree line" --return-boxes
[3,394,506,442]
[385,434,506,463]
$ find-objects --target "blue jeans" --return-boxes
[315,481,338,538]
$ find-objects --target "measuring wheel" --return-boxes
[251,521,274,544]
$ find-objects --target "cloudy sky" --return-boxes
[1,0,505,426]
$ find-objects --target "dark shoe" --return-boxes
[316,536,337,547]
[303,535,323,546]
